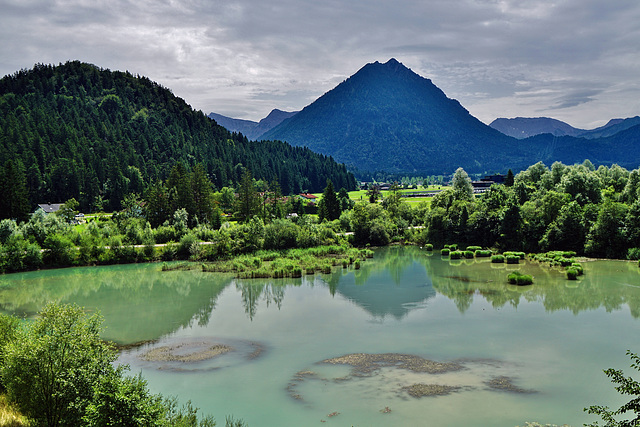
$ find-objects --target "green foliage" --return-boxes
[585,350,640,426]
[491,254,505,263]
[452,168,474,201]
[441,248,450,256]
[318,180,340,221]
[83,370,166,426]
[505,255,520,264]
[263,219,299,250]
[1,304,118,426]
[0,314,20,391]
[42,232,75,266]
[566,268,578,280]
[449,250,463,260]
[0,304,231,427]
[507,271,533,285]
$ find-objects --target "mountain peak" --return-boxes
[260,58,509,173]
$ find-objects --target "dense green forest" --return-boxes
[0,61,356,219]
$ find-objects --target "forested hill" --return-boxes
[0,61,356,213]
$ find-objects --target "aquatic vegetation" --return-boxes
[486,376,536,393]
[141,343,233,363]
[402,383,461,397]
[507,271,533,286]
[320,353,463,375]
[199,245,372,279]
[506,255,520,264]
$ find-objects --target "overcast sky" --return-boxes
[1,0,639,128]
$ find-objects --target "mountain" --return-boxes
[0,61,356,212]
[489,117,585,139]
[261,59,640,174]
[261,58,517,174]
[578,116,640,139]
[490,116,640,140]
[523,123,640,170]
[207,113,258,138]
[208,109,297,140]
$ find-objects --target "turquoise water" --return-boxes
[1,247,640,426]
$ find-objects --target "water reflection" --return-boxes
[1,248,639,347]
[0,263,232,344]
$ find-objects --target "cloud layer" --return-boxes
[1,0,639,128]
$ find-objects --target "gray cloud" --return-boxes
[1,0,639,128]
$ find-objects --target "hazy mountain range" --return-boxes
[208,109,298,140]
[489,116,640,139]
[211,58,640,175]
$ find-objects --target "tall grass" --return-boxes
[0,395,30,427]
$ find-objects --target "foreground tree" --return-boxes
[585,350,640,426]
[0,303,227,427]
[2,303,118,427]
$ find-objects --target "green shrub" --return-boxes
[506,255,520,264]
[463,250,475,259]
[466,246,482,252]
[475,250,492,257]
[441,248,451,256]
[628,248,640,260]
[491,255,505,263]
[504,251,525,259]
[570,263,584,276]
[264,219,299,250]
[43,233,76,266]
[178,233,198,259]
[449,250,462,260]
[425,244,433,251]
[354,260,361,269]
[566,268,578,280]
[154,225,179,244]
[507,271,533,285]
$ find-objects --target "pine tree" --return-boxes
[320,180,340,221]
[505,169,515,187]
[0,159,31,222]
[236,169,259,223]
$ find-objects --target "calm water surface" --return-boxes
[1,246,640,426]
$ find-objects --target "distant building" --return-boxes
[37,203,63,214]
[471,174,507,193]
[483,174,506,184]
[299,193,318,204]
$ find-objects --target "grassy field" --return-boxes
[309,185,448,207]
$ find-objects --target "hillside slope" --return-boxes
[0,62,356,212]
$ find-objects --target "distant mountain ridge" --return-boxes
[253,59,640,174]
[208,109,297,140]
[490,116,640,139]
[260,58,516,174]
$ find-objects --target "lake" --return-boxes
[1,246,639,426]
